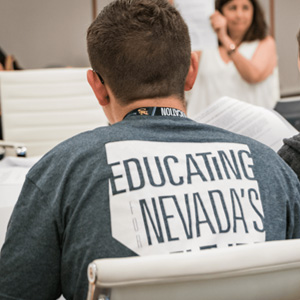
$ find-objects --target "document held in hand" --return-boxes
[173,0,218,51]
[193,97,299,152]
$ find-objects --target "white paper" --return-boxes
[174,0,218,51]
[0,166,29,249]
[0,206,15,250]
[0,167,29,206]
[0,157,41,251]
[0,156,39,207]
[194,97,299,152]
[0,156,40,168]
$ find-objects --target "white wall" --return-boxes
[0,0,92,69]
[274,0,300,96]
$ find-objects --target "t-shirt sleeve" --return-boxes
[0,178,62,300]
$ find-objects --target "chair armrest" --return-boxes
[0,140,27,159]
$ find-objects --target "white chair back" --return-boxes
[87,239,300,300]
[0,68,107,157]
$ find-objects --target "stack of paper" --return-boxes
[0,156,40,249]
[194,97,298,152]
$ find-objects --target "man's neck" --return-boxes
[112,96,187,124]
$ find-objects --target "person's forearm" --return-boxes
[219,34,275,84]
[229,50,268,83]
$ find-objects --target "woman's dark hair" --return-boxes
[215,0,268,42]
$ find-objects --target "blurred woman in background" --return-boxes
[186,0,280,117]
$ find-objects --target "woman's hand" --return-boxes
[210,11,228,41]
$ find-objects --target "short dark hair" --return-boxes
[87,0,191,104]
[215,0,268,42]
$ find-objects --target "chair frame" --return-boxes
[86,239,300,300]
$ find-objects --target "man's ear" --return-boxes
[87,69,110,106]
[184,51,200,91]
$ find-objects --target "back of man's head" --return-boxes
[87,0,191,104]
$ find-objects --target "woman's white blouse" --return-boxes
[186,40,280,118]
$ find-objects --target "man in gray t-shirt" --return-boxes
[1,1,300,300]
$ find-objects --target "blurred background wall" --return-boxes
[274,0,300,96]
[0,0,299,97]
[0,0,92,69]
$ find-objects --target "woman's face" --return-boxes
[222,0,254,38]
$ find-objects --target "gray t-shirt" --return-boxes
[1,114,300,300]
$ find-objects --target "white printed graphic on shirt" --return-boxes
[106,141,265,256]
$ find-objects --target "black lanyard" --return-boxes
[124,107,187,119]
